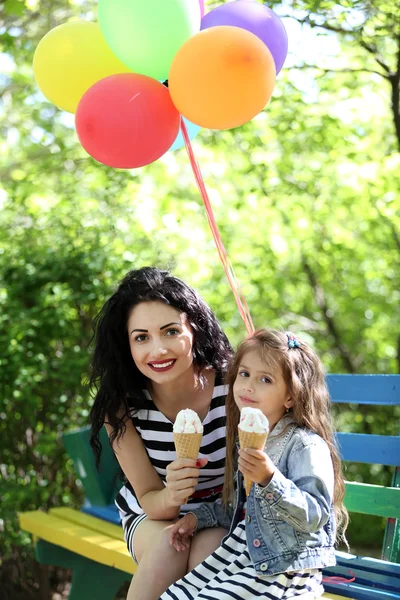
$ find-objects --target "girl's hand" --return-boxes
[168,513,198,551]
[165,457,208,507]
[238,448,275,487]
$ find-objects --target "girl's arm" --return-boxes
[105,417,200,521]
[185,499,233,533]
[254,439,334,533]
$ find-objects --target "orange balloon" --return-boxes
[169,25,276,130]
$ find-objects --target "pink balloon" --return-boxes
[199,0,205,18]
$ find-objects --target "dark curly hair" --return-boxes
[89,266,233,466]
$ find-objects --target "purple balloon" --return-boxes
[201,0,288,74]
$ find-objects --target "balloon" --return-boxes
[33,21,132,114]
[199,0,205,18]
[75,74,180,169]
[201,0,288,74]
[169,118,201,151]
[98,0,201,81]
[169,26,276,130]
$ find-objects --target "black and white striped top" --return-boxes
[115,374,228,520]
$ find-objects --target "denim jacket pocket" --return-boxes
[254,496,300,553]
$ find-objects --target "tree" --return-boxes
[1,1,399,595]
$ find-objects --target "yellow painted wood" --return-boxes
[322,595,353,600]
[19,511,136,575]
[49,508,124,540]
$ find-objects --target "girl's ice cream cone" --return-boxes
[238,408,269,495]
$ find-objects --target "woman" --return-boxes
[89,267,232,599]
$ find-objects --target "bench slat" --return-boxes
[327,375,400,405]
[323,565,400,592]
[49,507,123,539]
[18,510,135,575]
[81,504,121,526]
[337,433,400,466]
[323,581,400,600]
[335,552,400,577]
[344,482,400,518]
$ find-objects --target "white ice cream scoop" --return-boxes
[173,408,204,434]
[239,407,269,434]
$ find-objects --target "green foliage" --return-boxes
[0,0,399,581]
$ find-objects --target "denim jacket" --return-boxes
[190,414,337,577]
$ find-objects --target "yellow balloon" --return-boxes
[33,21,132,113]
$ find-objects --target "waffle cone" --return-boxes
[174,432,203,460]
[238,429,268,495]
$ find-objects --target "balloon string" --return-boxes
[181,119,255,337]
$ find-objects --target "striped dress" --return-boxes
[160,520,324,600]
[115,374,228,560]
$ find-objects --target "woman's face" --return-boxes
[127,301,195,384]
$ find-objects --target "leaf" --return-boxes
[4,0,25,17]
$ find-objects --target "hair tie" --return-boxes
[286,332,301,349]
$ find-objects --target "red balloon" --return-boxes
[75,73,180,168]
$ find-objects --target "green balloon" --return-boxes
[98,0,200,82]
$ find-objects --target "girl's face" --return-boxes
[127,301,195,385]
[233,349,292,429]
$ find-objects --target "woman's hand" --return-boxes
[165,457,208,507]
[238,449,275,487]
[168,513,198,551]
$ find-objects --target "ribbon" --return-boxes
[181,119,255,337]
[322,570,356,584]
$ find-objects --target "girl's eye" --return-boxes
[238,370,249,378]
[165,328,180,336]
[261,376,272,384]
[134,334,148,342]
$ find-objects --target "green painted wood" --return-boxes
[62,425,121,507]
[382,466,400,562]
[36,540,130,600]
[344,482,400,519]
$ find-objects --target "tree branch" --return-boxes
[302,258,356,373]
[388,36,400,150]
[375,205,400,253]
[280,14,357,35]
[287,64,389,79]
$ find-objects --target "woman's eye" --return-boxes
[134,334,148,342]
[165,328,179,336]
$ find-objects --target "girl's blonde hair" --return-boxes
[223,329,348,545]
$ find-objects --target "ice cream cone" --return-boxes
[174,432,203,460]
[238,429,268,495]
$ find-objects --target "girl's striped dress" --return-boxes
[115,374,228,560]
[160,519,324,599]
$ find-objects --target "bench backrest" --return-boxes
[328,375,400,562]
[63,374,400,562]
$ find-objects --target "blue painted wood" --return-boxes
[325,552,400,598]
[327,374,400,405]
[337,433,400,466]
[323,580,400,600]
[81,504,120,526]
[323,565,400,592]
[335,551,400,576]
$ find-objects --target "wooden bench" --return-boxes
[19,374,400,600]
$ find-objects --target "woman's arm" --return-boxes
[105,417,200,521]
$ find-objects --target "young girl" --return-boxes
[163,329,348,600]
